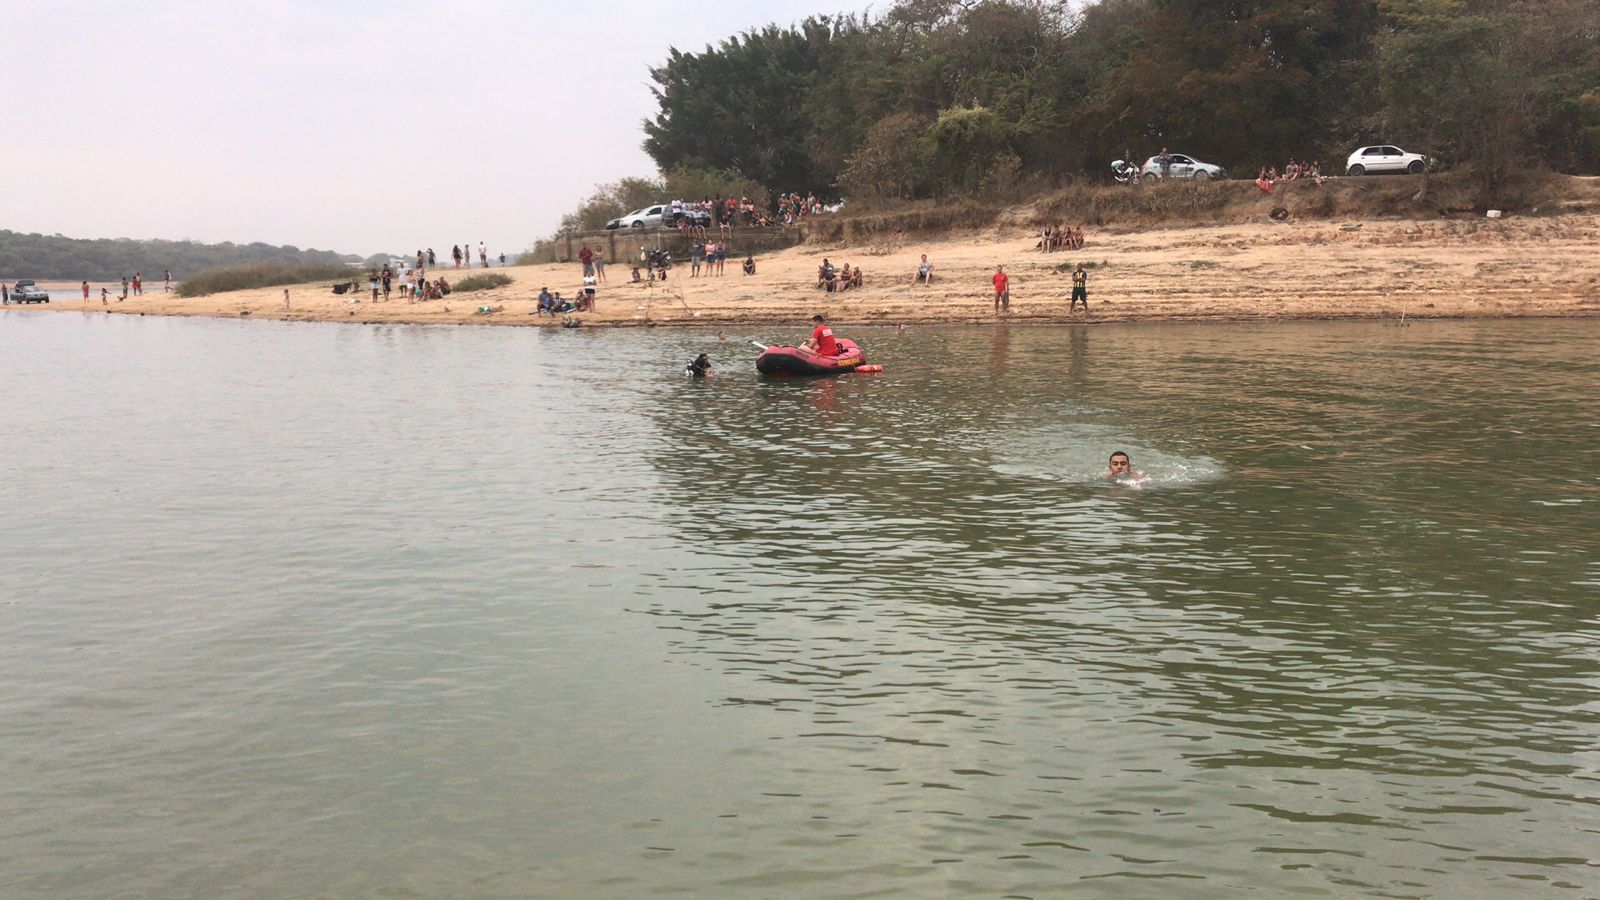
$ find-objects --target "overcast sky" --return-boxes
[7,0,854,258]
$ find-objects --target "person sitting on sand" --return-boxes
[799,314,839,356]
[817,259,834,290]
[1307,161,1325,185]
[630,267,643,283]
[686,353,714,377]
[436,276,451,296]
[537,287,555,315]
[837,263,853,292]
[1103,451,1150,486]
[914,254,934,285]
[1255,167,1274,193]
[849,265,863,289]
[742,256,756,275]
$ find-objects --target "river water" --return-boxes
[2,312,1596,898]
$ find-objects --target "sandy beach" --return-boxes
[22,214,1600,327]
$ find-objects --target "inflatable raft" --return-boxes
[756,339,866,376]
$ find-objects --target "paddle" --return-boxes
[750,341,769,351]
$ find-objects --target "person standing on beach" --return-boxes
[133,272,143,296]
[593,249,606,282]
[381,264,392,301]
[2,284,8,304]
[369,270,380,301]
[579,244,594,277]
[82,280,90,302]
[101,287,109,306]
[121,276,129,300]
[479,242,487,267]
[163,270,172,292]
[1070,264,1088,313]
[427,248,436,267]
[283,289,291,310]
[992,265,1010,315]
[451,245,462,268]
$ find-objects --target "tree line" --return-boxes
[0,230,356,281]
[635,0,1600,204]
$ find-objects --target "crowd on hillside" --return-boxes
[662,191,833,236]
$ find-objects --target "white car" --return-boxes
[1138,152,1226,181]
[608,205,668,229]
[1346,145,1429,176]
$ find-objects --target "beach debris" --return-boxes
[1486,209,1503,218]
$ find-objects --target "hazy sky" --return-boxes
[8,0,854,258]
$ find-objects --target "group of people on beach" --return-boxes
[1255,159,1326,191]
[1037,225,1085,252]
[816,258,864,293]
[690,241,729,276]
[537,286,589,315]
[357,263,451,303]
[448,243,496,268]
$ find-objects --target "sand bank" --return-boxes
[22,215,1600,327]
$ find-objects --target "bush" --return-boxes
[176,262,358,297]
[453,273,513,293]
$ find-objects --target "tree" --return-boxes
[1375,0,1543,188]
[838,112,934,201]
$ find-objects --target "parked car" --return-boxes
[608,205,667,229]
[605,204,714,230]
[1139,152,1227,181]
[1345,145,1429,176]
[8,279,49,303]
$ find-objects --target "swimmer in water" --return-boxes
[1104,450,1150,486]
[686,353,714,377]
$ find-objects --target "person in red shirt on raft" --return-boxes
[799,314,839,356]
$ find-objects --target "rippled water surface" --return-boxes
[2,313,1597,897]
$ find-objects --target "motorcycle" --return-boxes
[1111,159,1144,184]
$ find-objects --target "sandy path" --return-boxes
[22,215,1600,327]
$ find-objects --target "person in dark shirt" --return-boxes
[686,353,714,377]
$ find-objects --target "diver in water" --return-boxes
[1103,450,1150,486]
[686,353,714,377]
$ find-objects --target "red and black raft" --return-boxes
[756,338,866,376]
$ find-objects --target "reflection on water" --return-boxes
[1,313,1596,897]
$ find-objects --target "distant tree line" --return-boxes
[0,229,357,281]
[635,0,1600,203]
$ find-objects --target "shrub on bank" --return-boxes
[453,273,513,293]
[176,262,357,297]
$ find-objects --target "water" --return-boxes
[2,312,1597,898]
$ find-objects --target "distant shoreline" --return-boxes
[13,213,1600,327]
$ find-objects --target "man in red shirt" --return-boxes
[992,265,1009,315]
[800,314,838,356]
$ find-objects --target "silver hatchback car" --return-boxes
[1139,152,1227,181]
